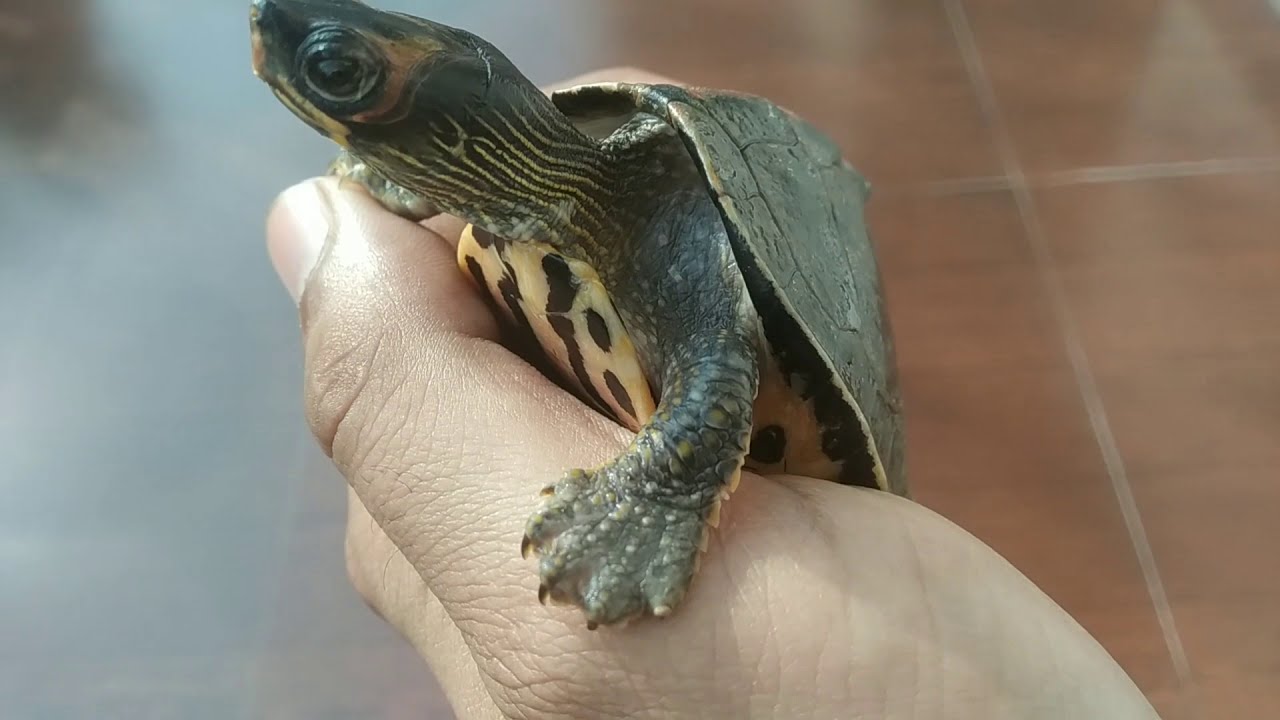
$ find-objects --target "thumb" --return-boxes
[264,176,629,628]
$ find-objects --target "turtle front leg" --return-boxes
[327,151,441,221]
[523,330,759,628]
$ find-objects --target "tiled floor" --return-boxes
[2,0,1276,718]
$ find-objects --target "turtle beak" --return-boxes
[249,1,267,77]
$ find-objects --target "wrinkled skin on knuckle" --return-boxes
[301,295,403,462]
[301,297,439,498]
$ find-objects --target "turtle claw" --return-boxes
[522,466,708,627]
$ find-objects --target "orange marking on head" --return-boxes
[350,35,442,123]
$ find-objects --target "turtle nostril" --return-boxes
[249,0,265,28]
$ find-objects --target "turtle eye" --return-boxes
[298,28,383,107]
[308,55,362,98]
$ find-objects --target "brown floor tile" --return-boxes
[1035,172,1280,264]
[963,0,1280,173]
[1175,594,1280,677]
[593,0,1003,185]
[1093,350,1280,478]
[901,362,1180,695]
[1139,463,1280,600]
[869,187,1179,695]
[1137,463,1280,712]
[1037,175,1280,367]
[870,189,1032,273]
[1136,462,1280,714]
[1071,247,1280,325]
[1073,334,1279,706]
[869,190,1060,372]
[1195,671,1280,718]
[1032,174,1279,715]
[869,189,1190,702]
[1144,685,1192,720]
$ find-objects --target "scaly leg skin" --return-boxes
[327,151,440,221]
[523,333,758,628]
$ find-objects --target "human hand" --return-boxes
[264,68,1160,720]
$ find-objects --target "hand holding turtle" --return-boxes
[251,0,911,627]
[263,71,1159,720]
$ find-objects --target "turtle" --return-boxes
[250,0,907,628]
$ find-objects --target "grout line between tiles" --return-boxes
[913,175,1012,196]
[942,0,1197,698]
[902,155,1280,198]
[1038,155,1280,187]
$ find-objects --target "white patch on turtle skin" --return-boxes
[551,198,577,226]
[457,225,656,430]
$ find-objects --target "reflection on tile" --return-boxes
[965,0,1280,172]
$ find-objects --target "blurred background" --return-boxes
[2,0,1276,718]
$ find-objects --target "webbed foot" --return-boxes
[522,465,728,629]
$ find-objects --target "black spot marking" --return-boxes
[542,254,579,313]
[603,370,635,420]
[549,315,613,419]
[472,227,509,252]
[748,424,787,465]
[737,272,878,489]
[471,227,495,248]
[463,255,507,319]
[496,261,533,333]
[585,308,612,351]
[464,255,489,290]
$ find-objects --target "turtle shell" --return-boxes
[552,82,907,497]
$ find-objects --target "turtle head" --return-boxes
[251,0,503,143]
[251,0,610,237]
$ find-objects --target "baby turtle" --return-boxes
[251,0,906,628]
